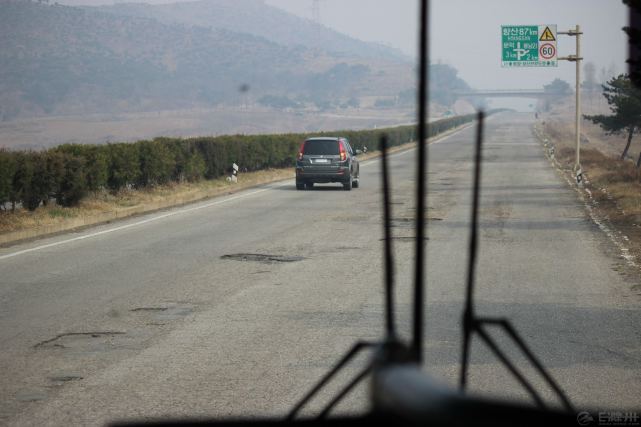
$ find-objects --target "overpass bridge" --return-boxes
[454,89,562,99]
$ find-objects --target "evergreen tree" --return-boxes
[56,154,87,207]
[138,140,175,187]
[585,74,641,165]
[12,152,42,211]
[0,149,17,210]
[107,143,140,191]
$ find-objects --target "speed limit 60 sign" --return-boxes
[502,25,558,67]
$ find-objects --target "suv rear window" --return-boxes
[303,140,339,155]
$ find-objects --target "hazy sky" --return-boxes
[265,0,628,90]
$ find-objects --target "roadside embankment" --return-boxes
[534,117,641,276]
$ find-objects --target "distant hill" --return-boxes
[0,0,471,122]
[0,0,416,120]
[88,0,407,61]
[0,0,302,118]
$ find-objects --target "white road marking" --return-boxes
[360,145,415,168]
[0,122,474,261]
[0,183,289,261]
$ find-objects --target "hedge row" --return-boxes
[0,114,479,211]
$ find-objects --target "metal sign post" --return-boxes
[558,25,583,182]
[502,24,583,183]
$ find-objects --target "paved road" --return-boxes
[0,113,639,426]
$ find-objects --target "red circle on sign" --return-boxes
[540,43,556,59]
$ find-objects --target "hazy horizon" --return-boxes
[1,0,631,144]
[54,0,628,91]
[266,0,627,90]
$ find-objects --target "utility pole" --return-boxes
[558,25,583,183]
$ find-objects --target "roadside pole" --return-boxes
[558,25,583,182]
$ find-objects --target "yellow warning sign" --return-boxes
[540,26,556,41]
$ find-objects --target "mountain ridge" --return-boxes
[0,0,417,120]
[86,0,409,62]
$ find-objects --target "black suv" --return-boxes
[295,137,361,191]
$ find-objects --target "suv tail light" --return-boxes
[297,141,305,160]
[339,140,347,161]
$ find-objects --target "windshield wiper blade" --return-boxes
[458,112,574,412]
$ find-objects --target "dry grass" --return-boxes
[0,168,295,240]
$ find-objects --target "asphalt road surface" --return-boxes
[1,112,639,426]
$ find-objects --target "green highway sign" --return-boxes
[502,25,557,68]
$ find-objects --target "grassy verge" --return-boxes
[0,168,292,239]
[534,118,641,270]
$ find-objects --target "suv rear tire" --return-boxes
[305,182,314,190]
[296,179,305,190]
[352,179,359,188]
[343,178,352,191]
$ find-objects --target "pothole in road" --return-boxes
[391,218,414,228]
[154,306,194,321]
[35,332,126,350]
[49,374,83,384]
[130,303,195,322]
[390,217,442,228]
[16,391,48,402]
[379,236,429,242]
[220,253,305,264]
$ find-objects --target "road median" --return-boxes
[0,117,479,247]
